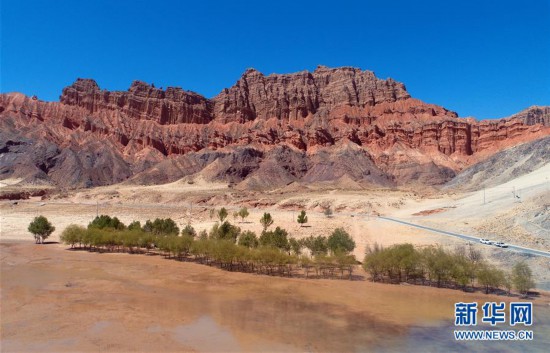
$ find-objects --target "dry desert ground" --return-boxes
[1,164,550,352]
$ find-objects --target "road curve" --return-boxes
[378,216,550,259]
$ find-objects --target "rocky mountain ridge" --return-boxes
[506,106,550,126]
[1,66,549,189]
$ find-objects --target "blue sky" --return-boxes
[1,0,549,119]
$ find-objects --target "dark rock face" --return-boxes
[0,119,131,188]
[48,142,132,188]
[1,66,549,189]
[0,128,59,184]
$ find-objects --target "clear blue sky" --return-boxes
[2,0,549,119]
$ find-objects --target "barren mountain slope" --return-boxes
[445,136,550,191]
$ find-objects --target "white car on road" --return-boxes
[480,238,493,245]
[494,242,508,248]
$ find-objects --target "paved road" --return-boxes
[378,216,550,259]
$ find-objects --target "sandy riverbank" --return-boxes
[2,241,549,352]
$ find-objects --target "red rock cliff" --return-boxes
[1,66,549,188]
[212,66,411,123]
[60,78,213,124]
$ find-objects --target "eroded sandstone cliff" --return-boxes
[1,66,548,188]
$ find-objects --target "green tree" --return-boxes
[327,228,355,254]
[260,212,274,231]
[323,207,333,218]
[181,224,197,238]
[155,218,179,235]
[302,235,328,256]
[297,210,308,227]
[289,237,303,255]
[28,216,55,244]
[218,207,228,222]
[143,218,179,235]
[259,227,290,251]
[363,243,385,282]
[512,262,535,295]
[477,263,504,294]
[503,273,513,296]
[238,230,259,248]
[165,235,193,259]
[142,220,154,233]
[88,215,125,230]
[86,227,110,252]
[393,243,420,282]
[238,207,249,223]
[421,246,454,288]
[128,221,141,231]
[198,229,208,240]
[334,252,357,279]
[138,232,155,254]
[210,221,240,243]
[60,224,86,248]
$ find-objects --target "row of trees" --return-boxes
[30,211,350,255]
[210,208,316,228]
[30,214,537,294]
[57,228,358,280]
[27,206,337,246]
[211,207,250,223]
[88,215,182,235]
[363,243,535,295]
[60,216,359,280]
[28,206,320,244]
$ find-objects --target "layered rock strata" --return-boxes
[1,66,548,188]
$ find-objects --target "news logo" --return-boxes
[454,302,533,341]
[481,302,505,326]
[455,302,478,326]
[510,302,533,326]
